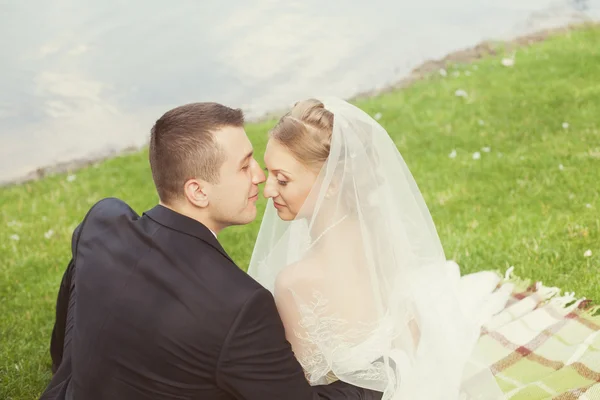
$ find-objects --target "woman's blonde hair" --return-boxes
[269,99,334,172]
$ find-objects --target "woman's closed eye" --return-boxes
[275,174,288,186]
[264,167,288,186]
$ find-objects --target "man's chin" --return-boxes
[232,208,257,226]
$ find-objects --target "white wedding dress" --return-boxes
[248,97,512,400]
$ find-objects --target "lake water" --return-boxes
[1,0,598,184]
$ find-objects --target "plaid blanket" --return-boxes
[475,270,600,399]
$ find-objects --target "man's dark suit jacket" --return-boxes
[40,198,381,400]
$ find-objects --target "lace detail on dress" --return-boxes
[292,290,395,387]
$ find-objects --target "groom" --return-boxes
[41,102,382,400]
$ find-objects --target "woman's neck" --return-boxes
[308,212,359,255]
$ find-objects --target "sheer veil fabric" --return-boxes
[248,98,511,399]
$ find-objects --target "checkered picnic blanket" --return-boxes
[475,272,600,399]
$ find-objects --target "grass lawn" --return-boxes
[1,25,599,399]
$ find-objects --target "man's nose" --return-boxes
[251,160,266,185]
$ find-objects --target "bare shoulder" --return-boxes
[274,256,323,298]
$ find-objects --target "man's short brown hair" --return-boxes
[149,102,244,204]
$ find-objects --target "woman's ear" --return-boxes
[184,178,210,208]
[325,181,340,199]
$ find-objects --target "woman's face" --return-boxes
[262,139,320,221]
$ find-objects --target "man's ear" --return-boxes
[183,178,210,208]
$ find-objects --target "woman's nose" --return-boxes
[262,178,278,199]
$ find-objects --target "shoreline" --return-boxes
[3,22,595,188]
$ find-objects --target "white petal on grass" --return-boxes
[472,152,481,160]
[374,112,382,121]
[482,147,491,153]
[10,234,20,241]
[584,249,592,257]
[559,164,565,171]
[455,89,468,98]
[439,68,447,77]
[44,229,55,239]
[501,58,515,67]
[562,122,569,129]
[449,150,457,159]
[67,175,76,182]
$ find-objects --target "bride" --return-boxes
[248,97,513,399]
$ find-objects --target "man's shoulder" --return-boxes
[71,197,136,239]
[85,197,138,220]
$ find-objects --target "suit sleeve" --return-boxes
[216,288,382,400]
[49,222,83,372]
[49,198,105,372]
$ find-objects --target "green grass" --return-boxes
[1,25,599,399]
